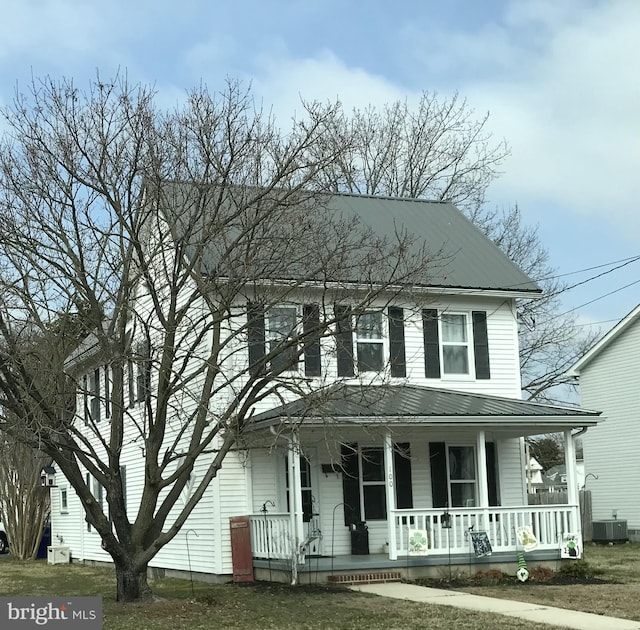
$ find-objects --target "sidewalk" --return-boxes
[350,582,640,630]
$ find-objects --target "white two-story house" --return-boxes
[50,189,598,583]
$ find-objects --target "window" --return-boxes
[447,445,476,507]
[83,369,101,424]
[82,374,89,425]
[104,365,111,419]
[266,306,298,372]
[127,358,135,408]
[423,310,490,379]
[355,312,384,372]
[342,443,413,524]
[136,342,151,403]
[90,368,101,421]
[285,455,313,522]
[359,447,386,519]
[441,314,469,375]
[86,472,104,532]
[60,488,68,514]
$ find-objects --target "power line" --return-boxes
[534,254,640,283]
[558,278,640,317]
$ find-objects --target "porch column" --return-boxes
[564,429,578,506]
[287,431,304,561]
[476,430,490,534]
[476,431,489,507]
[383,430,397,560]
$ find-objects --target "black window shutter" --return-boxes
[247,302,265,376]
[472,311,491,379]
[303,304,322,377]
[394,442,413,509]
[429,442,448,508]
[422,309,441,378]
[388,307,406,377]
[335,305,354,377]
[485,442,499,506]
[341,443,361,525]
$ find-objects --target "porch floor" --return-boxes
[254,549,566,577]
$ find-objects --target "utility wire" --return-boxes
[534,254,640,283]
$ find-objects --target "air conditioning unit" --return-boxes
[47,545,71,564]
[592,520,628,543]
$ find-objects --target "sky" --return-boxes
[0,0,638,338]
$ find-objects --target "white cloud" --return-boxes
[250,48,411,122]
[453,1,640,234]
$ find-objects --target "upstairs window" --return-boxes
[422,309,491,380]
[248,302,321,377]
[441,314,470,375]
[83,369,101,424]
[355,312,384,372]
[267,307,299,372]
[136,342,152,403]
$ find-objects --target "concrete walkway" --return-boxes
[350,583,640,630]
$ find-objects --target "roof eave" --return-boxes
[567,303,640,376]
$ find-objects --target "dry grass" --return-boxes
[0,558,561,630]
[452,542,640,622]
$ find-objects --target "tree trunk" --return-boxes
[115,562,154,603]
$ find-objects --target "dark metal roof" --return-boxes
[159,184,541,295]
[250,384,600,427]
[329,193,541,293]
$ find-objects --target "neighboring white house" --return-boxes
[525,457,545,493]
[568,304,640,535]
[49,190,600,583]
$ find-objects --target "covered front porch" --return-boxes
[244,384,599,582]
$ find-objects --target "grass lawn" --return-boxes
[0,559,562,630]
[452,542,640,622]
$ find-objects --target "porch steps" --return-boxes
[328,571,402,585]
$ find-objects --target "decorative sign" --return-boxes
[516,526,539,552]
[408,529,429,556]
[516,551,529,582]
[470,531,492,557]
[560,533,582,559]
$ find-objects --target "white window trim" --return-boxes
[266,305,301,373]
[445,443,477,508]
[439,311,474,380]
[354,311,388,375]
[357,445,387,521]
[59,487,68,514]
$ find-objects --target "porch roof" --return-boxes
[249,384,600,434]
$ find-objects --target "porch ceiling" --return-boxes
[248,384,600,437]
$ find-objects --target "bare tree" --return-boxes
[474,205,599,401]
[0,77,438,602]
[0,437,50,559]
[311,92,509,216]
[313,97,596,402]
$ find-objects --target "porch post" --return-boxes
[287,431,304,566]
[476,430,489,507]
[564,429,578,505]
[383,430,397,559]
[476,430,490,533]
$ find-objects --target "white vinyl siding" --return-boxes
[578,319,640,529]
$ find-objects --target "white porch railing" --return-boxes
[390,505,580,559]
[249,513,294,560]
[249,505,580,563]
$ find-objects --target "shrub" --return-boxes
[528,565,554,582]
[473,569,507,584]
[556,560,602,581]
